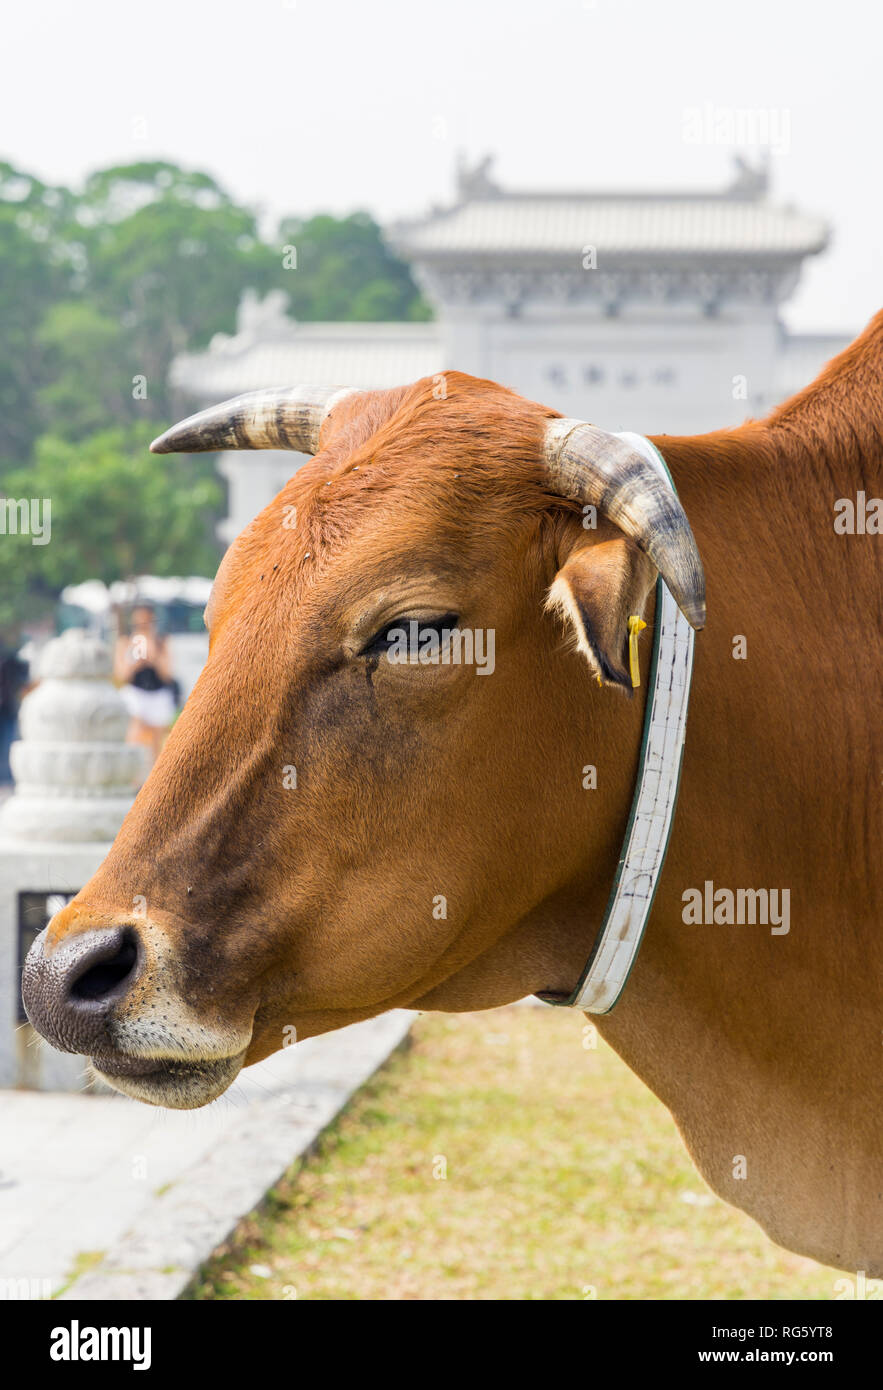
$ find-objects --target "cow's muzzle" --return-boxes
[21,924,143,1056]
[22,915,252,1108]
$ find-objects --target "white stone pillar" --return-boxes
[0,629,144,1090]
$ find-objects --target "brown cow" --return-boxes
[22,315,883,1277]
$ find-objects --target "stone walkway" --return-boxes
[0,1012,414,1300]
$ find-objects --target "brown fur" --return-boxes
[34,317,883,1274]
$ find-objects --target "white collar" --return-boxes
[542,432,696,1013]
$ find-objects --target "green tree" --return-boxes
[273,211,430,321]
[0,159,432,641]
[36,302,135,442]
[0,425,221,629]
[0,160,431,469]
[77,162,277,421]
[0,164,78,462]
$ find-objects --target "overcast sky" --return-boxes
[4,0,881,333]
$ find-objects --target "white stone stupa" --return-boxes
[0,628,144,1089]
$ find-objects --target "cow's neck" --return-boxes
[416,356,882,1273]
[596,400,883,1276]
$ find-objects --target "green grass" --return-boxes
[187,1006,840,1301]
[56,1249,105,1299]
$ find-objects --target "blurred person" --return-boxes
[114,603,175,768]
[0,636,29,785]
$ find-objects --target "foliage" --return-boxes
[36,301,137,441]
[273,212,431,322]
[0,425,221,630]
[0,165,75,460]
[0,158,429,638]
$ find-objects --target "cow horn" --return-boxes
[544,418,706,630]
[149,385,360,456]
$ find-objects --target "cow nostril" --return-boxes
[22,923,146,1056]
[69,930,139,1003]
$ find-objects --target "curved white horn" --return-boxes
[544,418,706,630]
[150,384,360,456]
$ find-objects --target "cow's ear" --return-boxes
[547,537,656,692]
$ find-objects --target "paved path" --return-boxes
[0,1012,414,1300]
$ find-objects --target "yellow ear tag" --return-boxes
[627,616,647,689]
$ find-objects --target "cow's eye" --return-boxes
[360,613,459,657]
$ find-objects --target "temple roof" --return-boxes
[171,301,442,400]
[390,157,828,262]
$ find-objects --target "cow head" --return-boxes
[22,373,704,1107]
